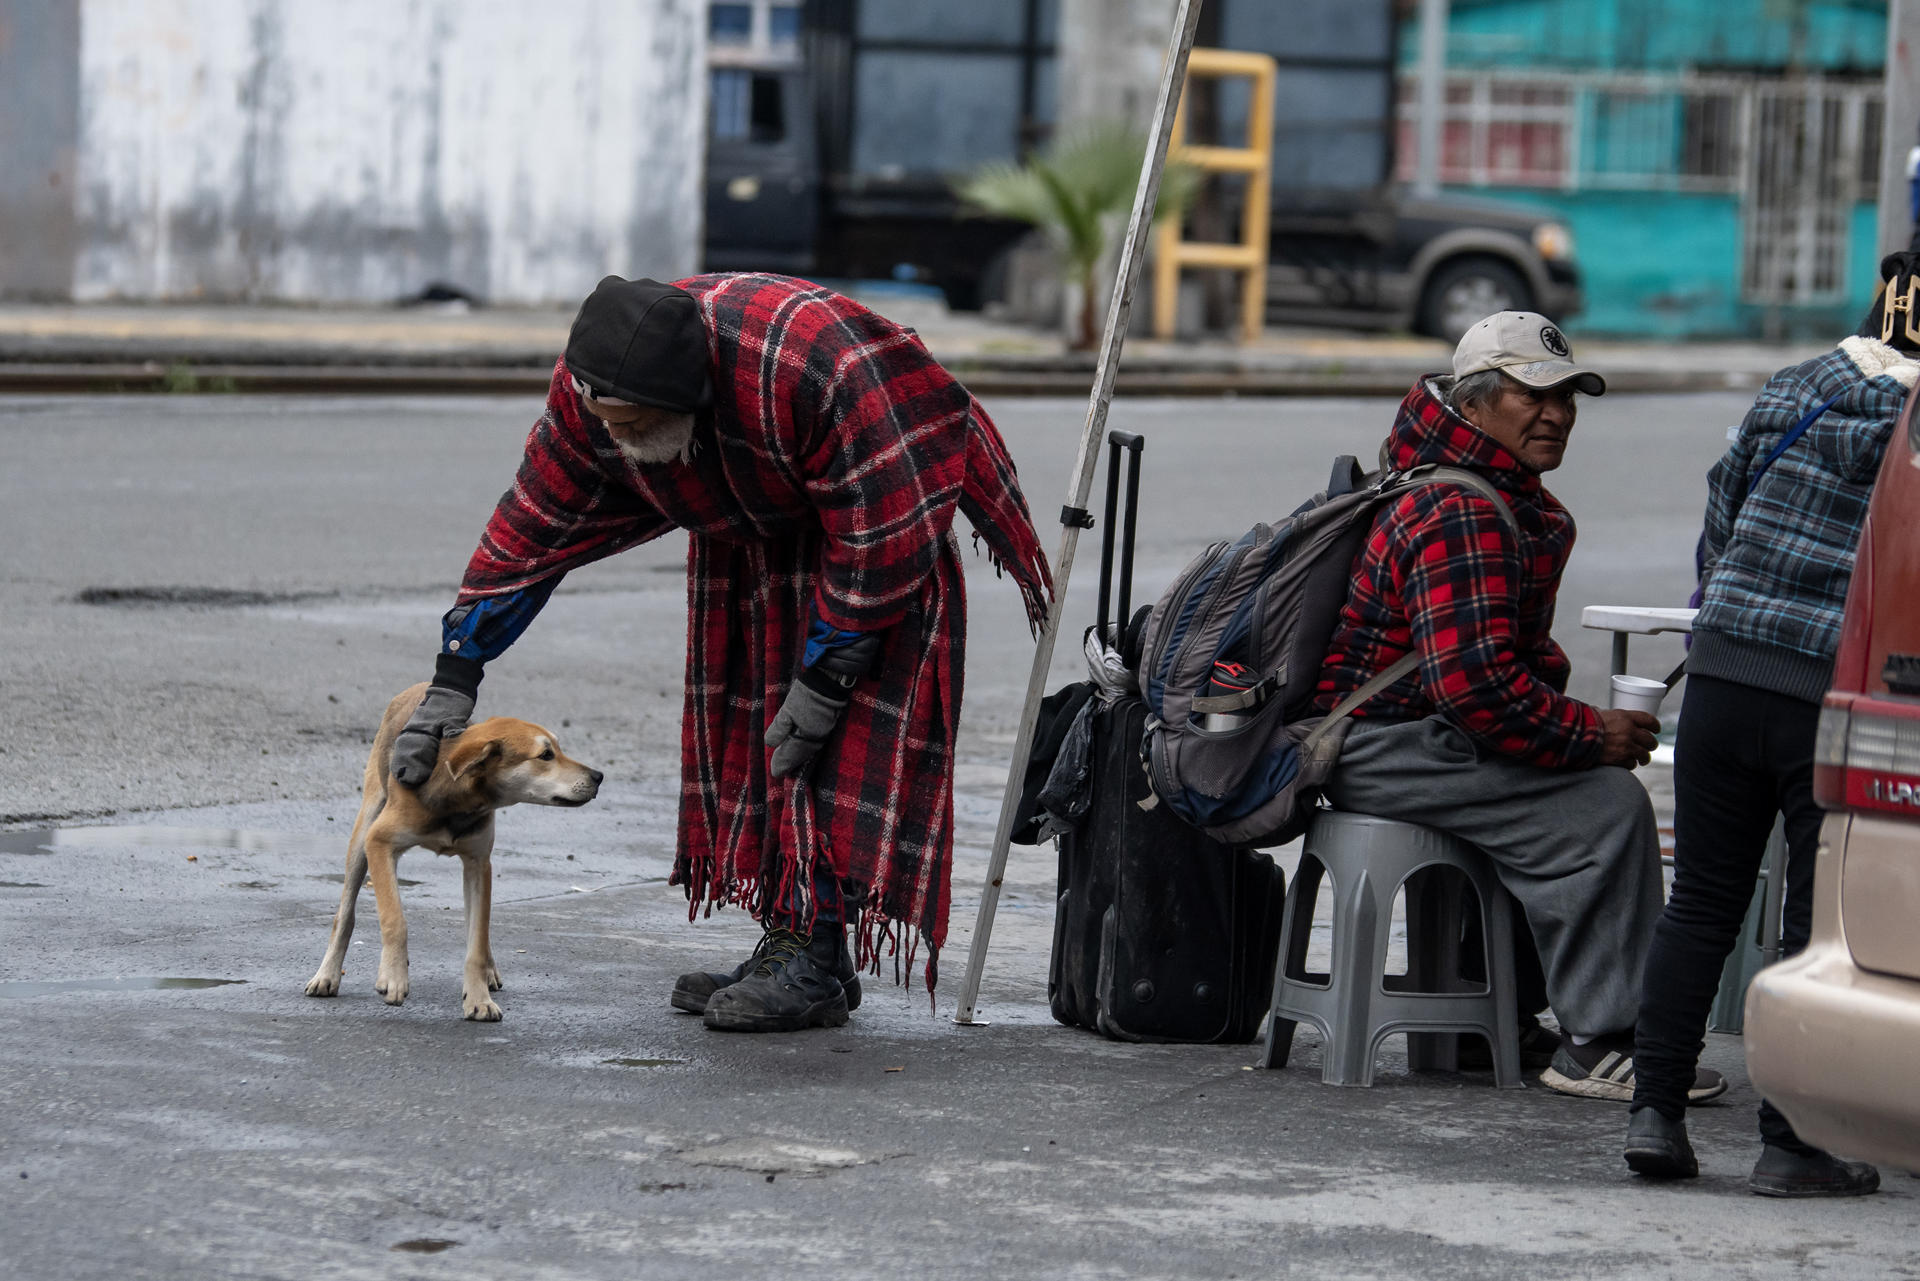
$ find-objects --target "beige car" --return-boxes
[1746,389,1920,1171]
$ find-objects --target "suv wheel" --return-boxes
[1418,257,1535,344]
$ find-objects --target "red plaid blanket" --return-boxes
[1312,376,1604,768]
[457,274,1051,984]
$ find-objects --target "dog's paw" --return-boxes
[483,963,503,992]
[462,991,503,1022]
[303,972,340,998]
[376,971,409,1004]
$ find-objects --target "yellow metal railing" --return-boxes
[1152,48,1276,341]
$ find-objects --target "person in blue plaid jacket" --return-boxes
[1624,253,1920,1195]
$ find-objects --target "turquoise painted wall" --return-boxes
[1458,187,1883,337]
[1397,1,1890,337]
[1404,0,1887,74]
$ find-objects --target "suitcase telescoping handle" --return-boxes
[1096,430,1145,642]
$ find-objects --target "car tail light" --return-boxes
[1814,694,1920,817]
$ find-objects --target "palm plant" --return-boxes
[957,123,1200,349]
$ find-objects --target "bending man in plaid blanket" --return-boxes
[389,274,1052,1033]
[1312,312,1725,1103]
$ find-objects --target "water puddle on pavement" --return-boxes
[0,827,339,857]
[603,1057,687,1068]
[0,882,46,889]
[0,977,245,999]
[390,1239,459,1255]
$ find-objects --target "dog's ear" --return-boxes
[442,735,501,783]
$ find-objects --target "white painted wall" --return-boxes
[72,0,706,304]
[1057,0,1174,131]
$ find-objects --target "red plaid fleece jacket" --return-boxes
[455,274,1051,980]
[1311,377,1604,768]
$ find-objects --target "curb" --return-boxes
[0,360,1775,398]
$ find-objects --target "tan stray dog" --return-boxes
[303,683,602,1020]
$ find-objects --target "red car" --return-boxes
[1747,382,1920,1170]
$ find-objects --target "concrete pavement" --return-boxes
[0,292,1829,396]
[3,391,1912,1278]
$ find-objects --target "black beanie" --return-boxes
[1857,252,1920,354]
[564,276,714,412]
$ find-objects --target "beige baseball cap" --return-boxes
[1452,311,1606,396]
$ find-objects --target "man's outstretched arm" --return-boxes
[390,366,674,786]
[388,579,564,786]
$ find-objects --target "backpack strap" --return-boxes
[1301,651,1420,753]
[1298,468,1519,753]
[1745,393,1841,499]
[1398,464,1520,535]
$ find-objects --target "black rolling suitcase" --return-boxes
[1044,432,1287,1044]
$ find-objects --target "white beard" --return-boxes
[608,414,695,466]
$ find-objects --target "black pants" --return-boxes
[1631,674,1823,1153]
[767,859,854,930]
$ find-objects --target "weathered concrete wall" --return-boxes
[58,0,703,304]
[1056,0,1176,130]
[0,0,82,299]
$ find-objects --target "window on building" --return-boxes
[749,74,786,143]
[1487,82,1569,185]
[712,69,751,141]
[1860,98,1885,198]
[711,1,803,64]
[768,4,801,48]
[711,69,786,145]
[1680,94,1739,181]
[711,4,753,45]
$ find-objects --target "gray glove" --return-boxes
[765,668,852,779]
[391,684,476,787]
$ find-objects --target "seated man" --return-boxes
[1312,311,1723,1102]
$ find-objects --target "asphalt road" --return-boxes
[3,391,1912,1279]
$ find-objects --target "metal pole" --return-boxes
[1413,0,1449,198]
[953,0,1206,1025]
[1878,0,1920,258]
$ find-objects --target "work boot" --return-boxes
[701,926,854,1032]
[1748,1145,1880,1198]
[670,926,861,1015]
[1623,1107,1699,1180]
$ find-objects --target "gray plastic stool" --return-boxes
[1260,810,1524,1088]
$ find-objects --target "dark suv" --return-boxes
[1265,189,1584,343]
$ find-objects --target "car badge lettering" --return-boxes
[1864,776,1920,807]
[1540,325,1570,358]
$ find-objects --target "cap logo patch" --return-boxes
[1540,325,1570,357]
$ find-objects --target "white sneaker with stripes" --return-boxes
[1541,1038,1729,1103]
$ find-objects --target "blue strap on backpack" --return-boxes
[1745,392,1842,500]
[1687,392,1843,641]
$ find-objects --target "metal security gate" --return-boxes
[1741,79,1875,308]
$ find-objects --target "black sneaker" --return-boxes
[1749,1145,1881,1198]
[670,926,861,1015]
[1624,1107,1699,1179]
[1539,1033,1728,1103]
[1456,1018,1560,1072]
[702,927,852,1033]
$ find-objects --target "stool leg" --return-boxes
[1405,866,1463,1073]
[1261,854,1324,1069]
[1282,854,1325,984]
[1483,885,1524,1089]
[1322,864,1386,1086]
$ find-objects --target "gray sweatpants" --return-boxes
[1323,716,1663,1039]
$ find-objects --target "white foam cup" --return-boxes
[1609,674,1667,716]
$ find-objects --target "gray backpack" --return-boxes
[1136,457,1517,848]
